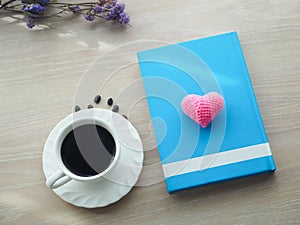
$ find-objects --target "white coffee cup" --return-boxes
[46,109,120,189]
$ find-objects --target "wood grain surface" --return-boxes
[0,0,299,224]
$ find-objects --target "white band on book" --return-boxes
[162,143,272,178]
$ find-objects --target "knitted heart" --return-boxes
[181,92,224,128]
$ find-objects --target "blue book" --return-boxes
[137,32,276,193]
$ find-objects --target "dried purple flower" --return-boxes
[39,0,50,6]
[25,16,35,28]
[21,0,49,4]
[4,0,131,29]
[21,0,34,3]
[114,3,125,14]
[83,12,95,21]
[104,2,129,24]
[23,3,46,14]
[104,10,116,20]
[119,12,130,24]
[94,4,104,14]
[105,0,117,9]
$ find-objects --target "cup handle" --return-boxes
[46,170,71,189]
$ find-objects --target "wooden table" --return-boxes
[1,1,299,224]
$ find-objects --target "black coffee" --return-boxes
[61,124,116,177]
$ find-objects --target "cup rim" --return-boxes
[54,109,120,182]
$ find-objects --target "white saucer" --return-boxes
[42,109,144,208]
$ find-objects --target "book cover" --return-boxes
[137,32,276,193]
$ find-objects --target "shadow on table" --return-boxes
[78,172,276,215]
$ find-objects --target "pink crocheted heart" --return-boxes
[181,92,224,128]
